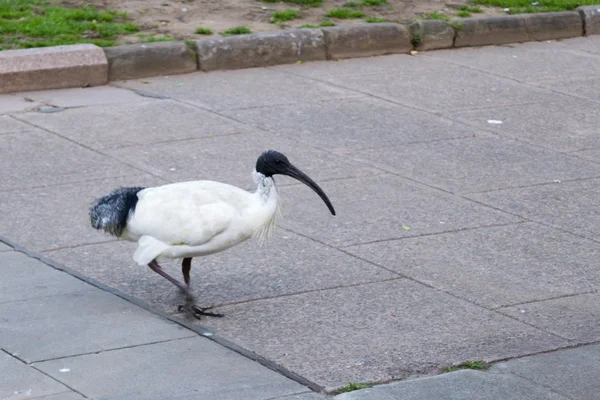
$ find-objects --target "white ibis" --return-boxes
[89,150,336,319]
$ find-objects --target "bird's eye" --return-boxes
[275,159,282,164]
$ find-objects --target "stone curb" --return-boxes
[2,7,600,93]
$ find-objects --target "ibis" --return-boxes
[89,150,336,319]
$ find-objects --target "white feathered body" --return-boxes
[119,173,280,266]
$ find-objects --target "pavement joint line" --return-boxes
[462,189,600,247]
[263,390,315,400]
[207,277,407,309]
[98,131,247,151]
[41,239,119,253]
[10,114,173,184]
[211,94,369,113]
[2,349,90,399]
[461,175,600,196]
[0,174,145,194]
[29,336,196,364]
[0,234,326,394]
[0,290,90,307]
[338,220,529,249]
[492,290,599,310]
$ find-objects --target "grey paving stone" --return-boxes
[450,100,600,152]
[0,95,40,115]
[350,136,600,194]
[534,76,600,103]
[0,175,167,251]
[499,293,600,342]
[0,288,193,362]
[426,40,600,83]
[0,241,12,251]
[555,35,600,55]
[346,222,600,309]
[222,97,483,154]
[0,130,140,191]
[105,130,384,189]
[300,57,556,113]
[0,251,91,304]
[30,393,85,400]
[278,174,520,248]
[334,369,569,400]
[276,393,327,400]
[203,279,567,391]
[467,178,600,242]
[118,69,362,111]
[572,147,600,163]
[17,100,246,149]
[45,230,397,314]
[0,115,34,133]
[15,86,147,107]
[35,337,308,400]
[491,344,600,400]
[0,352,70,400]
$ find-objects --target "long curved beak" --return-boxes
[284,165,336,216]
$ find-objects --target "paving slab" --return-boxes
[278,174,520,248]
[571,147,600,163]
[104,130,384,190]
[118,68,362,111]
[29,393,85,400]
[222,97,483,154]
[499,293,600,342]
[0,241,12,252]
[491,344,600,400]
[349,136,600,194]
[0,251,90,304]
[346,222,600,309]
[290,56,557,113]
[17,100,247,149]
[0,352,72,400]
[450,99,600,152]
[556,35,600,54]
[467,178,600,242]
[534,75,600,103]
[425,39,600,83]
[14,86,147,107]
[0,175,167,251]
[35,337,309,400]
[0,95,41,115]
[203,279,567,391]
[0,287,193,362]
[334,369,569,400]
[0,130,141,191]
[45,231,398,314]
[0,115,35,133]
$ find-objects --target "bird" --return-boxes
[89,150,336,319]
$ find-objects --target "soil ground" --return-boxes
[90,0,502,44]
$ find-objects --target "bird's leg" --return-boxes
[147,260,223,319]
[182,257,192,291]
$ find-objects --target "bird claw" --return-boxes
[177,303,224,319]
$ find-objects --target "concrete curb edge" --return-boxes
[0,235,325,393]
[0,7,599,93]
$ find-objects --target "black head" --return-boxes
[256,150,291,178]
[255,150,336,216]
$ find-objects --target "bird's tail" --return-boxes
[89,187,145,237]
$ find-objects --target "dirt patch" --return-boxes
[84,0,503,44]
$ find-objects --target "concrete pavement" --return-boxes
[2,36,600,398]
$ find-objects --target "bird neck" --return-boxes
[253,170,277,203]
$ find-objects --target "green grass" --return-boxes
[261,0,323,6]
[457,10,472,16]
[270,8,302,22]
[136,34,174,43]
[472,0,597,13]
[221,25,253,36]
[362,0,388,5]
[0,0,139,50]
[443,360,489,372]
[339,382,370,393]
[458,4,483,12]
[365,16,387,22]
[420,11,451,20]
[194,27,213,35]
[327,8,365,18]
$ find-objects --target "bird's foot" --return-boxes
[177,296,224,319]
